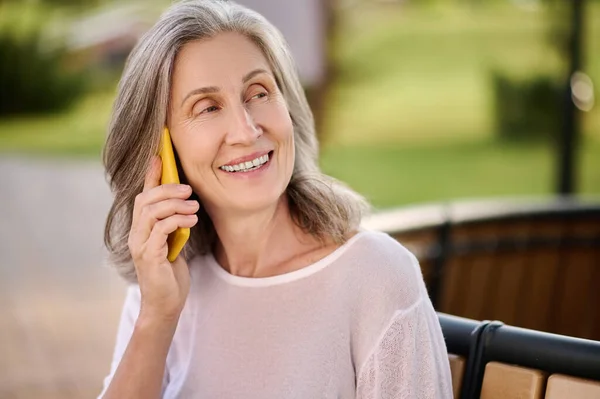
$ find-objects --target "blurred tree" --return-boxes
[491,0,572,142]
[0,27,86,116]
[0,0,105,11]
[492,72,561,141]
[38,0,103,7]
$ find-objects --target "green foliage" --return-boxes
[491,71,562,141]
[41,0,93,6]
[3,0,104,8]
[0,27,87,116]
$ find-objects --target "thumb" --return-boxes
[171,255,191,287]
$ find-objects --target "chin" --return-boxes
[226,186,288,214]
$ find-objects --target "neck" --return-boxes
[207,195,323,278]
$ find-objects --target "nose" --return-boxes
[224,103,262,146]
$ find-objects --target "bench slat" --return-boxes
[545,374,600,399]
[480,362,546,399]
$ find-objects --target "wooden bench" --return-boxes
[438,313,600,399]
[545,374,600,399]
[480,362,546,399]
[448,354,466,398]
[479,363,600,399]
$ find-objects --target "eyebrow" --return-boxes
[180,68,270,107]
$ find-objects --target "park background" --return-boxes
[0,0,598,397]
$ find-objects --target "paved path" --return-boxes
[0,156,127,398]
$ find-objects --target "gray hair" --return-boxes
[103,0,370,282]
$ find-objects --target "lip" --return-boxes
[219,150,273,178]
[220,150,272,168]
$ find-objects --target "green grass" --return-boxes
[0,88,115,157]
[320,137,600,208]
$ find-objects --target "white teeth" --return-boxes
[220,152,270,172]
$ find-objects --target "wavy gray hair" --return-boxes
[103,0,370,282]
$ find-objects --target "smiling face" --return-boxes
[168,32,295,215]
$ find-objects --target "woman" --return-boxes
[99,1,452,398]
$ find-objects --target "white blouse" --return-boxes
[99,230,453,398]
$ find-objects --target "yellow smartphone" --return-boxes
[160,127,191,262]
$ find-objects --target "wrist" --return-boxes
[136,311,180,337]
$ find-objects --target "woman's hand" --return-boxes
[128,156,199,325]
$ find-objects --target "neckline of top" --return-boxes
[204,229,372,287]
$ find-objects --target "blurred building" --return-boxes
[63,0,329,87]
[64,4,155,69]
[237,0,328,88]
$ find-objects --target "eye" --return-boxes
[246,84,269,103]
[203,105,219,113]
[192,100,220,116]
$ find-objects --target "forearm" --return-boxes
[102,315,177,399]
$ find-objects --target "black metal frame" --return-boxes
[557,0,585,195]
[438,313,600,399]
[437,313,490,399]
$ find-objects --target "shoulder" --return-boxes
[343,229,426,308]
[349,229,419,268]
[344,230,435,370]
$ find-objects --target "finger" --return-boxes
[132,157,162,229]
[136,199,199,241]
[145,214,198,258]
[143,156,162,192]
[133,153,191,232]
[133,183,193,232]
[144,183,193,206]
[149,199,200,220]
[130,198,198,254]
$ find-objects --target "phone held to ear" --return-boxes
[160,127,191,262]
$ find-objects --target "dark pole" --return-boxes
[557,0,584,195]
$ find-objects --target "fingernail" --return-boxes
[178,184,190,191]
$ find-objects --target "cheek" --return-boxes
[174,124,222,180]
[254,100,294,142]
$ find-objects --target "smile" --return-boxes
[219,151,272,173]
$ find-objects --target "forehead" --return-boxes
[172,32,272,88]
